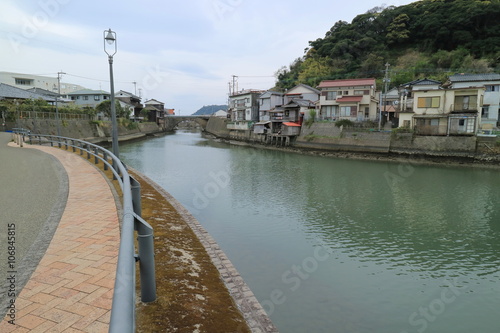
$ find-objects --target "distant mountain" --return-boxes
[192,105,228,115]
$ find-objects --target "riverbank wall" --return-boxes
[205,117,500,163]
[4,119,164,143]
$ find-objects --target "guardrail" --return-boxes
[12,129,156,333]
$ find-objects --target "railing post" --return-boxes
[72,140,76,152]
[94,147,99,164]
[87,144,91,160]
[130,176,156,303]
[136,217,156,303]
[103,152,108,171]
[80,142,84,155]
[130,176,142,219]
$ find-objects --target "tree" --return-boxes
[95,100,127,119]
[386,14,410,44]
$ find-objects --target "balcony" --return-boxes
[449,104,478,113]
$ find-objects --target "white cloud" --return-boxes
[0,0,418,113]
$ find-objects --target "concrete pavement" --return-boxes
[0,134,120,332]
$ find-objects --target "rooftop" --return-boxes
[449,73,500,82]
[0,83,55,101]
[67,89,110,95]
[317,78,376,88]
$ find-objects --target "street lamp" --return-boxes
[104,28,119,158]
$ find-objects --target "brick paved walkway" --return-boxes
[1,145,120,332]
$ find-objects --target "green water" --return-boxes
[121,131,500,333]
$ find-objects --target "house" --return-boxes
[258,91,284,121]
[283,84,320,120]
[317,78,378,121]
[144,99,166,125]
[67,89,110,108]
[212,110,228,118]
[448,73,500,129]
[398,78,484,135]
[380,87,400,127]
[0,71,85,94]
[115,90,143,120]
[0,83,56,103]
[397,78,442,128]
[227,89,263,130]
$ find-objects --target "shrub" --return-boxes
[335,119,354,128]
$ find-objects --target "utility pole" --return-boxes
[380,63,390,131]
[56,71,66,137]
[232,75,238,95]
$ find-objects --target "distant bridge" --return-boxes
[164,115,210,131]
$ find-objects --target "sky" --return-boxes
[0,0,416,115]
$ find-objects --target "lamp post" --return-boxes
[104,28,119,158]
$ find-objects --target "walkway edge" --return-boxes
[131,169,279,333]
[0,145,69,320]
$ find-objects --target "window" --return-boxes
[103,96,108,100]
[354,90,369,95]
[482,107,489,118]
[459,119,465,126]
[454,95,477,111]
[15,78,34,86]
[343,91,349,95]
[417,97,440,108]
[94,95,100,101]
[340,106,357,117]
[326,91,337,100]
[83,96,89,100]
[486,85,499,92]
[430,119,439,126]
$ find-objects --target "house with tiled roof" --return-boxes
[397,78,485,135]
[448,73,500,129]
[397,78,442,128]
[144,99,166,125]
[115,90,143,120]
[0,83,56,103]
[66,89,110,108]
[317,78,378,121]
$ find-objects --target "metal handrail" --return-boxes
[12,129,156,333]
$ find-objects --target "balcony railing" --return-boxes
[449,104,478,113]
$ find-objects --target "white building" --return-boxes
[0,71,85,95]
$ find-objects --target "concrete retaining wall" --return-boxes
[5,119,163,142]
[205,118,500,160]
[296,123,391,153]
[391,133,477,156]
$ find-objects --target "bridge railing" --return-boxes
[12,129,156,333]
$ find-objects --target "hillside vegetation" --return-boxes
[275,0,500,90]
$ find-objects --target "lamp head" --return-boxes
[103,29,117,56]
[105,29,115,45]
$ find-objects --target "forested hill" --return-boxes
[275,0,500,90]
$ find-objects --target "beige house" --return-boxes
[399,79,484,135]
[317,78,378,121]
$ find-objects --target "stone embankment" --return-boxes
[205,117,500,165]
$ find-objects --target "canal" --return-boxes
[121,130,500,333]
